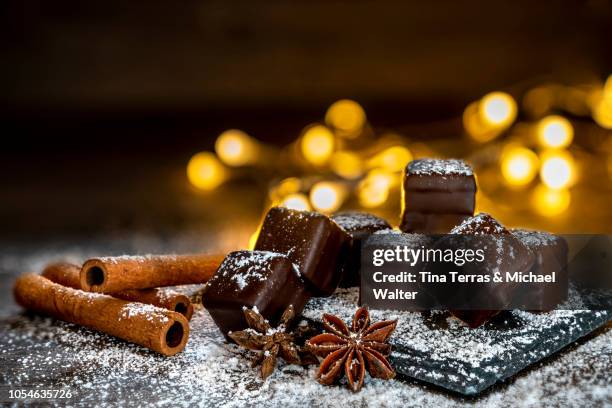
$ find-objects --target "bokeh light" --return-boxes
[523,85,555,118]
[309,182,344,213]
[592,75,612,129]
[325,99,366,137]
[187,152,227,191]
[357,169,395,208]
[537,116,574,148]
[330,151,364,179]
[500,146,539,186]
[464,92,517,142]
[368,146,413,173]
[215,129,258,166]
[479,92,517,126]
[540,150,576,189]
[300,125,335,165]
[532,184,571,216]
[593,99,612,129]
[280,193,311,211]
[270,177,302,201]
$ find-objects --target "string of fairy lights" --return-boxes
[186,74,612,234]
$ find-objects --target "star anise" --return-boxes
[228,305,315,379]
[306,307,397,392]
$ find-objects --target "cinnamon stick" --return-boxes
[14,273,189,356]
[80,254,225,293]
[43,262,194,320]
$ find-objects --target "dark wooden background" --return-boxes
[1,0,611,238]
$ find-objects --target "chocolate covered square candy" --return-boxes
[511,229,568,310]
[400,159,476,233]
[332,211,391,288]
[361,231,437,308]
[447,213,535,328]
[202,250,309,337]
[255,207,351,296]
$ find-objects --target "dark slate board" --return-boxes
[302,288,611,396]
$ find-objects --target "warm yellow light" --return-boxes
[540,150,575,189]
[300,125,335,165]
[215,129,258,166]
[605,74,612,94]
[357,170,394,208]
[523,86,555,118]
[280,193,311,211]
[464,99,510,143]
[592,75,612,129]
[330,151,364,179]
[309,182,344,213]
[187,152,226,190]
[537,116,574,148]
[501,146,539,186]
[325,99,366,137]
[593,98,612,129]
[270,177,302,201]
[464,102,495,142]
[368,146,413,173]
[248,229,260,250]
[532,184,571,216]
[479,92,517,126]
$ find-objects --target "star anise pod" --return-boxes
[306,307,397,392]
[228,305,315,379]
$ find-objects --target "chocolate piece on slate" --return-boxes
[201,250,310,338]
[361,231,437,307]
[511,229,568,311]
[332,211,392,288]
[400,159,476,233]
[450,213,507,235]
[446,213,535,328]
[255,207,351,296]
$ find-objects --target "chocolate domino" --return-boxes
[202,250,310,338]
[447,213,535,328]
[255,207,351,296]
[511,229,568,311]
[400,159,476,233]
[332,211,391,288]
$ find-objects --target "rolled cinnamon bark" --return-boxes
[43,262,194,320]
[14,273,189,356]
[80,254,225,293]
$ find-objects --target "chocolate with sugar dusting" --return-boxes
[446,213,535,328]
[400,159,476,233]
[201,250,310,338]
[361,231,437,307]
[331,211,391,288]
[511,229,568,311]
[255,206,351,296]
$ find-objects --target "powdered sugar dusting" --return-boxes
[511,228,561,247]
[209,251,301,293]
[407,159,473,176]
[331,212,391,233]
[2,292,610,407]
[119,303,170,324]
[373,229,403,235]
[2,240,611,406]
[98,254,180,264]
[303,288,611,395]
[451,213,506,235]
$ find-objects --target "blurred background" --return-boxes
[2,0,612,249]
